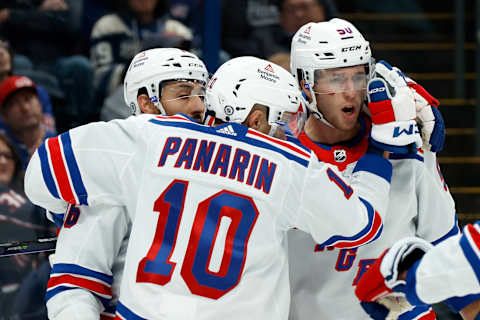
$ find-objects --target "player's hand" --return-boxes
[375,61,445,152]
[367,62,422,154]
[355,237,433,303]
[360,301,436,320]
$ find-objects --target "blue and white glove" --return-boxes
[367,63,422,154]
[360,301,436,320]
[375,61,445,152]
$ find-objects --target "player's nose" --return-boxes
[187,96,206,123]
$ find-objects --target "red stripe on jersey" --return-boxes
[155,115,192,122]
[247,129,310,158]
[47,274,112,297]
[467,224,480,251]
[368,100,395,124]
[417,308,436,320]
[101,314,115,320]
[47,137,76,204]
[334,211,382,248]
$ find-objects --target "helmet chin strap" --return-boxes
[153,100,167,115]
[306,84,335,129]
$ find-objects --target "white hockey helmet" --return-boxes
[206,56,306,136]
[123,48,209,115]
[290,18,372,126]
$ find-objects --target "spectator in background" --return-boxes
[0,0,94,131]
[0,76,56,169]
[0,40,57,135]
[221,0,280,58]
[90,0,193,107]
[0,132,55,319]
[267,0,338,71]
[221,0,337,64]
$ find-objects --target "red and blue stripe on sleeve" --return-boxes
[38,132,88,205]
[47,263,113,309]
[315,198,383,250]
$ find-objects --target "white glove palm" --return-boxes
[375,61,445,152]
[367,63,422,153]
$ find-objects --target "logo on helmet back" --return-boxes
[264,64,275,73]
[304,26,311,34]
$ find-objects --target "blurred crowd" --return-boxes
[0,0,337,318]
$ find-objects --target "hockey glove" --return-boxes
[355,237,433,303]
[375,61,445,152]
[367,64,422,154]
[360,301,436,320]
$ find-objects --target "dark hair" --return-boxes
[0,132,23,188]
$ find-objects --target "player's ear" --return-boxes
[137,94,159,114]
[245,109,268,133]
[300,80,313,103]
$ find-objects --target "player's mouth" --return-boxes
[341,106,356,118]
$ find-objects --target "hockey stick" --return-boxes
[0,237,57,257]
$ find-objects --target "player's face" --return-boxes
[2,89,43,133]
[161,81,206,123]
[0,139,15,185]
[313,65,366,131]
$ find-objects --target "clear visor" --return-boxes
[160,79,206,103]
[312,68,368,95]
[269,111,307,139]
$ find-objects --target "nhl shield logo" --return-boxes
[334,150,347,163]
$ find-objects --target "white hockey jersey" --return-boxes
[46,203,129,320]
[406,222,480,305]
[288,119,458,320]
[25,114,393,320]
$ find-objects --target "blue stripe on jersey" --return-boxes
[149,119,309,167]
[116,301,147,320]
[459,231,480,282]
[404,260,425,306]
[60,132,88,205]
[445,293,480,313]
[353,154,393,183]
[38,142,60,199]
[285,135,311,153]
[432,215,460,246]
[49,211,65,228]
[389,153,424,162]
[317,198,375,248]
[51,263,113,284]
[46,285,110,307]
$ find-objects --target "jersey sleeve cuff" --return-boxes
[404,260,428,306]
[353,154,392,183]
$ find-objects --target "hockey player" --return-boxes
[355,222,480,320]
[25,56,416,319]
[44,48,209,319]
[287,18,466,319]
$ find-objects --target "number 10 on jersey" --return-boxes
[136,180,259,299]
